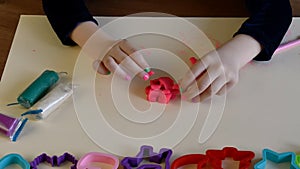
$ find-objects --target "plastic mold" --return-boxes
[30,152,77,169]
[254,149,299,169]
[171,147,254,169]
[77,152,119,169]
[121,145,173,169]
[206,147,255,169]
[145,77,180,104]
[0,153,30,169]
[296,155,300,168]
[171,154,209,169]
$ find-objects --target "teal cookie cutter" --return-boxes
[254,149,299,169]
[0,153,30,169]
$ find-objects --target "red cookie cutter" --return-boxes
[206,147,255,169]
[171,154,209,169]
[171,147,254,169]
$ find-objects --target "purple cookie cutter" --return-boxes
[121,145,173,169]
[30,152,77,169]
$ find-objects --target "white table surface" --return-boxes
[0,15,300,169]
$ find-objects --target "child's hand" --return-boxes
[93,39,150,81]
[71,21,151,81]
[179,34,262,102]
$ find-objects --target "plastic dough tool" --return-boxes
[77,152,119,169]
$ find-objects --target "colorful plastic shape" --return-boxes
[189,57,198,65]
[77,152,119,169]
[206,147,255,169]
[254,149,299,169]
[121,145,173,169]
[0,153,30,169]
[30,152,77,169]
[145,77,180,104]
[0,113,28,142]
[171,154,209,169]
[296,155,300,168]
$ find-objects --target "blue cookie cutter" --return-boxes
[121,145,173,169]
[0,153,30,169]
[254,149,299,169]
[30,152,77,169]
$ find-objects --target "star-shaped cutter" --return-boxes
[171,147,254,169]
[254,149,299,169]
[30,152,77,169]
[121,145,173,169]
[206,147,255,169]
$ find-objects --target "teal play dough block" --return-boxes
[17,70,59,108]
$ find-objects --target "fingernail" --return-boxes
[189,57,197,65]
[148,70,155,76]
[125,75,131,81]
[180,87,184,93]
[143,74,150,81]
[144,68,151,73]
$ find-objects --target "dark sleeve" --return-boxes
[235,0,292,61]
[42,0,98,46]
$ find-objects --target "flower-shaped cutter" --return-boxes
[121,145,173,169]
[206,147,255,169]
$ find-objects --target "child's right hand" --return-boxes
[71,21,151,81]
[93,39,151,81]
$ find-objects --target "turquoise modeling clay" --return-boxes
[17,70,59,108]
[21,74,73,120]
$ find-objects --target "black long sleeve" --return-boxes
[42,0,292,61]
[42,0,98,45]
[235,0,292,61]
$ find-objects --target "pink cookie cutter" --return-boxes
[77,152,119,169]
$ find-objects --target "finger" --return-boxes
[183,68,219,100]
[119,40,151,72]
[112,47,149,80]
[194,87,212,103]
[93,60,110,75]
[193,76,227,102]
[103,56,131,80]
[210,75,227,95]
[179,60,207,92]
[216,81,236,95]
[191,85,213,103]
